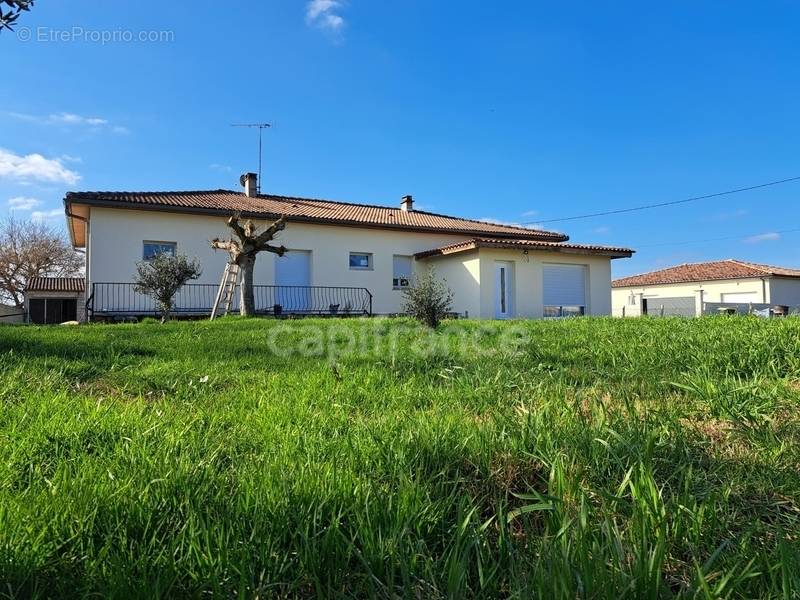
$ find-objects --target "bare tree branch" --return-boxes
[0,216,83,308]
[225,214,247,241]
[254,216,287,246]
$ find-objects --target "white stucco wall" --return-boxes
[421,251,482,318]
[764,277,800,307]
[84,207,619,319]
[423,248,614,318]
[87,207,471,314]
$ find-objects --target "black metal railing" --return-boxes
[86,283,372,320]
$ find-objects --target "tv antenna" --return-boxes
[231,122,271,192]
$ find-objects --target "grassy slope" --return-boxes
[0,317,799,599]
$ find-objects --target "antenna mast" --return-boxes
[231,122,272,193]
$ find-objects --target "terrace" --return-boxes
[85,282,373,321]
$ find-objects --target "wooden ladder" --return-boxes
[210,262,240,320]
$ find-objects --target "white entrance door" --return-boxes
[494,262,513,318]
[275,250,312,312]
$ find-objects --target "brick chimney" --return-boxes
[400,194,414,212]
[242,172,258,197]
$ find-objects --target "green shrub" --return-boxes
[402,268,454,327]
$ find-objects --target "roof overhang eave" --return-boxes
[63,197,569,242]
[417,241,634,260]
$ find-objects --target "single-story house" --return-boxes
[612,259,800,317]
[24,277,86,324]
[59,172,633,321]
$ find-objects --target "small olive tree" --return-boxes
[402,268,454,328]
[133,253,202,323]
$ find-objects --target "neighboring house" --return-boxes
[63,172,633,321]
[24,277,86,324]
[612,259,800,317]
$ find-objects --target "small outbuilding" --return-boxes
[24,277,86,324]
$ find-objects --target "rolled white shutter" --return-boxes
[393,255,412,278]
[543,264,586,306]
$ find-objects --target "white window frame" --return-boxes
[143,241,177,261]
[392,255,413,289]
[349,252,373,271]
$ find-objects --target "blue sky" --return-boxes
[2,1,799,277]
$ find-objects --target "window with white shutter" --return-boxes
[543,264,587,317]
[392,255,412,289]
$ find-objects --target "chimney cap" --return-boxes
[400,194,414,212]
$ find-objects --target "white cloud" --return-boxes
[306,0,346,35]
[593,226,611,234]
[7,196,41,211]
[6,111,128,134]
[744,232,780,244]
[209,163,233,173]
[52,112,109,126]
[521,210,539,217]
[31,209,64,222]
[0,148,81,185]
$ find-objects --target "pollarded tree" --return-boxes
[211,215,287,316]
[133,253,202,323]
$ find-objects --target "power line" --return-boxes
[525,176,800,224]
[631,226,800,249]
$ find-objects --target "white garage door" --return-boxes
[721,292,759,303]
[543,264,587,317]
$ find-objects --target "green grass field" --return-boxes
[1,317,799,598]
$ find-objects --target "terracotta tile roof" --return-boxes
[415,238,634,259]
[65,190,567,241]
[612,259,800,288]
[26,277,86,293]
